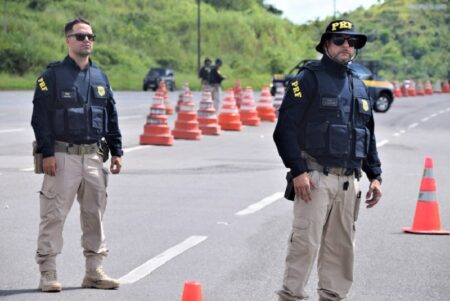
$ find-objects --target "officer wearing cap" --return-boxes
[31,17,122,292]
[198,57,212,89]
[274,20,382,301]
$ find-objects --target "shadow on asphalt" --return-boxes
[0,286,82,296]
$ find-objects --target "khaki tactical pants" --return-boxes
[36,152,109,272]
[278,170,361,301]
[211,83,222,112]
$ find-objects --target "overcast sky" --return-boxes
[264,0,383,24]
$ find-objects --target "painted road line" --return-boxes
[119,235,207,284]
[119,115,145,121]
[20,167,35,172]
[123,145,151,153]
[421,117,430,122]
[408,122,419,129]
[235,192,284,216]
[0,128,25,134]
[377,139,389,148]
[430,113,438,118]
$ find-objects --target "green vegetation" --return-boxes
[0,0,448,90]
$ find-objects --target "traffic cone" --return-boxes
[197,89,221,135]
[402,157,450,235]
[139,95,174,146]
[234,80,243,108]
[433,80,442,93]
[424,80,433,95]
[442,80,450,93]
[181,281,203,301]
[218,89,242,131]
[172,89,202,140]
[400,81,408,97]
[393,80,402,97]
[407,80,416,97]
[239,86,260,126]
[158,81,174,115]
[416,80,425,96]
[256,85,277,122]
[273,84,285,114]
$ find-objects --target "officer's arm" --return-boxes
[362,113,382,181]
[273,73,314,178]
[31,71,55,158]
[104,83,123,157]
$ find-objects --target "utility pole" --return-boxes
[3,0,7,33]
[197,0,201,73]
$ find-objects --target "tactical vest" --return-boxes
[301,62,372,161]
[51,63,109,142]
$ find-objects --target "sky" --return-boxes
[264,0,383,25]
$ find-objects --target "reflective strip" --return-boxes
[240,105,256,110]
[147,118,165,124]
[200,102,213,109]
[422,168,433,178]
[180,105,194,112]
[220,108,238,113]
[257,102,272,107]
[418,191,437,202]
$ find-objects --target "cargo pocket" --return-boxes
[290,219,310,243]
[67,107,86,135]
[354,127,369,158]
[91,106,106,135]
[329,124,349,155]
[305,122,328,151]
[39,190,58,218]
[102,167,109,188]
[354,191,362,222]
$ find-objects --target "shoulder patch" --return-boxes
[37,77,48,91]
[291,80,302,98]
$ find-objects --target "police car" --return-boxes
[270,60,394,113]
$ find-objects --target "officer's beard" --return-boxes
[324,46,357,65]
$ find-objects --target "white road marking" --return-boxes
[235,192,284,216]
[0,128,25,134]
[407,123,419,129]
[119,115,145,121]
[123,145,151,153]
[377,139,389,148]
[20,167,35,172]
[119,235,207,284]
[430,113,438,118]
[393,132,401,137]
[421,117,429,122]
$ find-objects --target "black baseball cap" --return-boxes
[316,20,367,53]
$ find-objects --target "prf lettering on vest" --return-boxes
[38,78,48,91]
[331,21,353,31]
[291,80,302,98]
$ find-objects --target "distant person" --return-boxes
[274,19,382,301]
[198,57,212,89]
[209,58,226,112]
[31,17,122,292]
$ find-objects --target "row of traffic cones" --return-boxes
[394,79,450,97]
[140,83,278,146]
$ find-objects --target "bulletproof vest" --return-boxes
[51,63,109,142]
[301,61,372,161]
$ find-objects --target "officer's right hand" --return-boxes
[43,156,57,176]
[293,172,316,202]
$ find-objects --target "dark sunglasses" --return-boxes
[331,36,358,47]
[67,33,96,41]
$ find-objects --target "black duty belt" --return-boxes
[306,159,357,177]
[54,141,98,155]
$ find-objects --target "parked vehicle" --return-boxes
[143,68,176,91]
[270,60,394,112]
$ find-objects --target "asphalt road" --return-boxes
[0,91,449,301]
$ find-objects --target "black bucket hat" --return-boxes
[315,20,367,53]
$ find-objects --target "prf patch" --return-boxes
[361,99,369,111]
[331,21,353,31]
[291,80,302,98]
[37,77,48,91]
[97,86,106,97]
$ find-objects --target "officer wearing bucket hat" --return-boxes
[274,20,382,301]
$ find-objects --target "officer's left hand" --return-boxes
[110,156,122,174]
[366,179,382,208]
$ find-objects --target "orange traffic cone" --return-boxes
[273,84,285,114]
[256,85,277,122]
[157,81,174,115]
[181,281,203,301]
[239,86,260,126]
[402,157,450,235]
[400,81,408,97]
[416,80,425,96]
[234,80,243,108]
[172,89,202,140]
[407,80,417,97]
[218,88,242,131]
[393,80,402,97]
[139,95,174,146]
[197,89,221,135]
[442,79,450,93]
[424,80,433,95]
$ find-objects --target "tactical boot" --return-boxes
[82,267,120,289]
[39,270,62,292]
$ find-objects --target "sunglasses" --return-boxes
[67,33,96,41]
[331,36,358,47]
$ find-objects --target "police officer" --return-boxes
[273,20,382,301]
[198,57,212,89]
[31,18,122,292]
[209,58,226,112]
